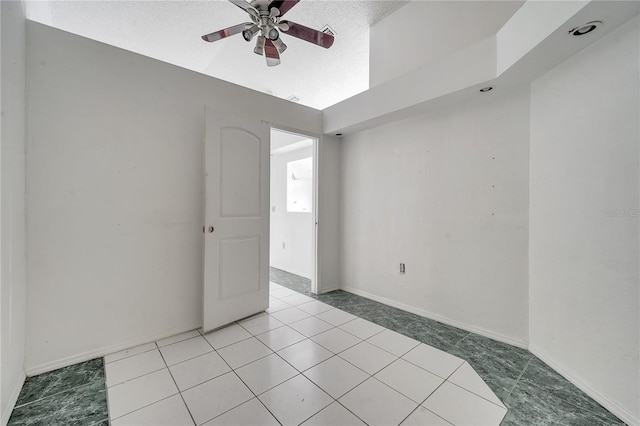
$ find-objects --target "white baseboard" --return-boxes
[529,344,639,426]
[318,283,339,294]
[340,286,528,349]
[2,371,26,426]
[25,323,200,376]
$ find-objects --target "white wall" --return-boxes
[0,1,27,423]
[270,146,314,278]
[317,135,340,293]
[25,22,322,373]
[369,1,524,88]
[339,85,530,346]
[529,17,639,425]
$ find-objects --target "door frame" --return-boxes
[269,125,321,295]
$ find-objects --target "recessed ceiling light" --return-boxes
[479,87,493,92]
[569,21,602,36]
[335,133,343,137]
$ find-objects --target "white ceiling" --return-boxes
[25,0,527,110]
[26,0,408,109]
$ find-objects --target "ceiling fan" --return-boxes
[201,0,335,67]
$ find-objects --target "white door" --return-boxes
[203,108,270,333]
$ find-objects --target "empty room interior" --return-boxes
[1,0,639,425]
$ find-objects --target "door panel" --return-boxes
[203,108,270,333]
[220,128,261,218]
[219,236,260,300]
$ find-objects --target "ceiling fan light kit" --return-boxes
[201,0,335,67]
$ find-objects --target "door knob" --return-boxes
[208,226,215,233]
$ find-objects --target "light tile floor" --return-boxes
[105,282,507,426]
[269,268,627,426]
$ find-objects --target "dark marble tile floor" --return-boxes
[270,267,627,426]
[8,358,108,426]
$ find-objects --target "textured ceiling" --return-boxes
[27,0,408,109]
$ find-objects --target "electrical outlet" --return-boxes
[400,263,406,274]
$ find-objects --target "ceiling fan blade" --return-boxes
[229,0,258,15]
[269,0,299,17]
[264,39,281,67]
[202,22,251,42]
[280,20,334,49]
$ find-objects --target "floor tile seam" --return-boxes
[254,326,308,351]
[294,397,338,426]
[157,332,203,349]
[273,342,333,374]
[168,364,233,394]
[509,371,623,422]
[364,334,421,358]
[186,339,258,426]
[192,383,254,426]
[157,334,208,351]
[106,362,168,388]
[106,345,158,364]
[253,371,337,425]
[503,357,532,405]
[289,327,338,340]
[398,404,452,426]
[204,333,254,351]
[337,323,386,342]
[332,399,371,426]
[310,309,354,323]
[414,376,456,425]
[235,367,299,398]
[154,342,197,425]
[104,382,112,425]
[367,374,430,407]
[240,321,287,336]
[445,380,508,411]
[417,359,507,425]
[308,333,362,355]
[223,349,275,370]
[338,376,421,425]
[398,354,462,381]
[110,391,180,422]
[288,312,334,327]
[417,357,466,409]
[328,351,374,379]
[13,376,107,410]
[161,347,218,369]
[301,366,367,400]
[335,350,397,377]
[88,417,110,426]
[243,320,287,336]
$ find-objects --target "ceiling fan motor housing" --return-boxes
[201,0,334,66]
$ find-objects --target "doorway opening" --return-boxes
[269,128,318,294]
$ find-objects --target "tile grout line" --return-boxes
[503,357,532,405]
[397,359,469,426]
[105,345,157,364]
[12,368,107,413]
[156,339,198,426]
[200,328,284,426]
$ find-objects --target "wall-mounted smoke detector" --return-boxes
[321,25,336,37]
[569,21,602,36]
[286,95,300,103]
